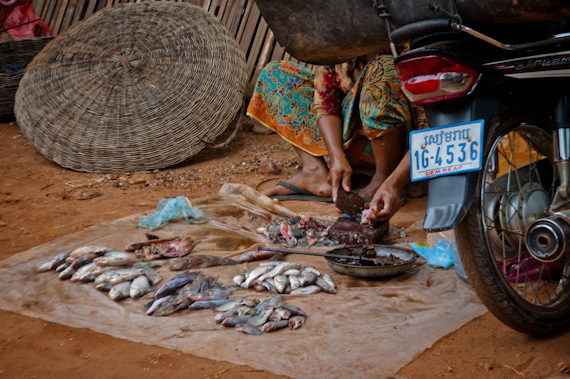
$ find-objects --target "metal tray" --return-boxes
[325,244,419,278]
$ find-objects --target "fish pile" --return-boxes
[169,255,238,271]
[214,295,307,335]
[260,215,338,247]
[234,261,337,295]
[36,245,163,301]
[146,271,237,317]
[124,237,194,260]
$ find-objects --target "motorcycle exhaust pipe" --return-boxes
[525,213,570,263]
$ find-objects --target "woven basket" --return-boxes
[0,37,54,120]
[14,3,246,173]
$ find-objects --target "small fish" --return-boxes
[143,269,162,286]
[107,269,145,286]
[35,251,71,272]
[268,253,285,262]
[299,271,317,287]
[288,316,306,330]
[261,280,276,293]
[235,324,262,335]
[58,266,76,280]
[69,252,102,270]
[188,299,233,311]
[290,285,322,296]
[270,307,292,321]
[254,284,265,292]
[316,277,336,294]
[93,251,140,267]
[169,255,238,271]
[68,246,109,260]
[255,262,302,284]
[302,267,321,277]
[130,275,151,298]
[95,282,114,292]
[146,295,173,315]
[254,295,284,313]
[191,286,236,302]
[55,262,70,272]
[214,298,257,312]
[281,305,306,317]
[282,269,301,276]
[110,281,132,301]
[155,271,202,299]
[233,273,246,286]
[70,262,98,282]
[242,266,272,289]
[261,320,289,333]
[273,275,288,293]
[322,273,336,290]
[221,315,252,327]
[238,250,282,262]
[247,306,274,327]
[289,275,302,290]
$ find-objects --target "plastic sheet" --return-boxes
[0,186,486,379]
[138,196,207,230]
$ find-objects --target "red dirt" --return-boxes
[1,121,569,378]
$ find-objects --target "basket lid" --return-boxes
[14,2,246,173]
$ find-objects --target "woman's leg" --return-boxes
[357,126,405,199]
[262,147,332,197]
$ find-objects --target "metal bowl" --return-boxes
[325,244,419,278]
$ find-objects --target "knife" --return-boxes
[335,187,366,219]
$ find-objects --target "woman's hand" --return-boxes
[328,153,352,202]
[364,182,402,223]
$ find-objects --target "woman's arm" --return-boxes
[318,115,352,202]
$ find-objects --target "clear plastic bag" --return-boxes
[138,196,207,230]
[410,240,454,269]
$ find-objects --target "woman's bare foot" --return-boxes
[357,173,387,200]
[262,147,332,198]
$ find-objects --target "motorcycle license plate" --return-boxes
[409,120,484,182]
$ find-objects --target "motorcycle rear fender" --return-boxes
[422,96,500,232]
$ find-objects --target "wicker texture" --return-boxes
[0,37,54,120]
[14,2,246,173]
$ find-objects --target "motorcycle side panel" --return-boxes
[422,97,499,232]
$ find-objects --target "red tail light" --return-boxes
[395,54,480,105]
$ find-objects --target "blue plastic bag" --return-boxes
[138,196,207,230]
[409,239,455,269]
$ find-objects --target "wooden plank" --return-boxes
[201,0,211,10]
[251,29,274,81]
[235,0,253,43]
[40,0,52,21]
[71,0,88,24]
[238,1,259,54]
[223,0,240,30]
[228,0,245,36]
[96,0,109,13]
[207,0,218,15]
[43,0,58,30]
[83,0,98,18]
[60,0,79,33]
[270,41,286,62]
[52,0,70,34]
[216,0,228,20]
[31,0,47,18]
[245,17,267,82]
[47,0,64,34]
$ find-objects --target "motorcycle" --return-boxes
[388,12,570,336]
[254,0,570,336]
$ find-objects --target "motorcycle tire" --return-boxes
[456,108,570,336]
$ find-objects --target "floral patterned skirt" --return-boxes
[246,58,411,168]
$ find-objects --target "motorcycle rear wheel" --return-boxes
[456,111,570,336]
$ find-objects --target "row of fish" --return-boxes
[36,245,163,301]
[233,261,337,295]
[214,295,307,335]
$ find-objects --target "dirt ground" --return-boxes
[1,119,570,379]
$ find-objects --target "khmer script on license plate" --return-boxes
[409,119,484,181]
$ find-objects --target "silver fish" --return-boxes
[110,281,132,301]
[270,307,292,321]
[58,266,76,280]
[247,306,274,327]
[288,315,306,330]
[299,271,317,287]
[254,284,265,292]
[235,324,262,335]
[281,305,307,317]
[261,280,277,293]
[256,262,302,284]
[155,271,201,299]
[188,299,233,311]
[221,315,252,327]
[94,270,118,285]
[289,275,302,290]
[254,295,284,313]
[146,295,173,315]
[242,266,272,289]
[95,282,114,292]
[36,251,72,272]
[282,269,301,276]
[93,251,139,267]
[36,260,56,273]
[302,267,321,277]
[68,246,108,260]
[233,273,246,286]
[273,275,288,293]
[214,298,257,312]
[290,285,322,296]
[70,262,98,282]
[55,262,70,273]
[322,273,336,289]
[316,277,336,294]
[130,275,151,299]
[143,269,162,286]
[261,319,289,333]
[107,269,145,285]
